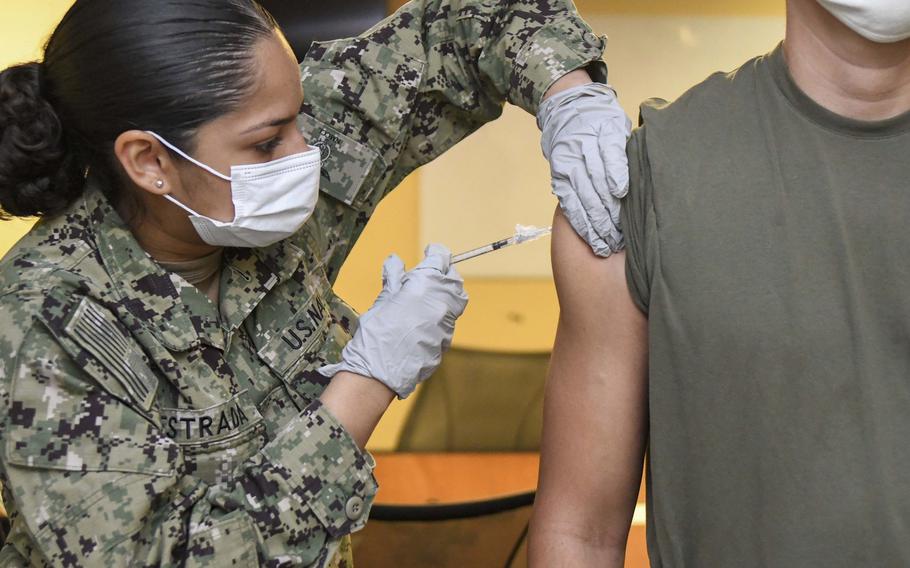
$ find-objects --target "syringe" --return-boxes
[451,224,552,264]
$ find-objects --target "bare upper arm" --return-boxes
[551,208,643,328]
[530,208,648,561]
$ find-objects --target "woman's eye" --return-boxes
[255,136,282,154]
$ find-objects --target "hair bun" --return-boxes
[0,62,83,218]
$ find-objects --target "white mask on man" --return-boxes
[817,0,910,43]
[148,131,321,248]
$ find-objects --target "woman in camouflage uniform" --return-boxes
[0,0,615,565]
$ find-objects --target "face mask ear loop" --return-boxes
[163,194,204,217]
[145,131,233,182]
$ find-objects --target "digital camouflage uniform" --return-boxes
[0,0,606,566]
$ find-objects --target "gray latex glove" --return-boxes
[319,244,469,399]
[538,82,633,257]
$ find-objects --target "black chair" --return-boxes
[351,492,534,568]
[397,348,551,452]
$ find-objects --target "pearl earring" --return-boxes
[155,180,165,189]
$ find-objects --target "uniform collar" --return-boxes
[85,179,310,349]
[85,182,200,351]
[220,231,308,333]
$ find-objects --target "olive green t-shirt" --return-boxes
[622,44,910,567]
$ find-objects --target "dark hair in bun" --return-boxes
[0,63,83,218]
[0,0,278,219]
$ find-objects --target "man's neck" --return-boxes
[785,0,910,121]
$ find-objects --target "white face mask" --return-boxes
[147,131,321,248]
[817,0,910,43]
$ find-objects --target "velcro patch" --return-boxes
[298,113,381,207]
[64,297,157,411]
[159,390,263,446]
[257,293,332,377]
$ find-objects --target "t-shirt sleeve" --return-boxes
[621,125,657,314]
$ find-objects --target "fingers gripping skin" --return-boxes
[529,209,648,567]
[539,83,633,257]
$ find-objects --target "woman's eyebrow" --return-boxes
[241,114,297,135]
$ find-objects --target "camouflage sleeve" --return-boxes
[299,0,607,281]
[0,323,376,567]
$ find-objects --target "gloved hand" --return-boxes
[538,83,633,257]
[319,244,469,399]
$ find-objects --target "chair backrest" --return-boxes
[351,492,534,568]
[397,348,550,452]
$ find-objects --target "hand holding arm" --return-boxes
[539,82,633,257]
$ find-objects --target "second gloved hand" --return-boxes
[538,83,633,257]
[319,244,469,399]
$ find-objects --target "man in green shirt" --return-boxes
[531,0,910,566]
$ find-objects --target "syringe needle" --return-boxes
[451,238,513,264]
[450,225,552,264]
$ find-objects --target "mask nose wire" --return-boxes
[145,131,233,182]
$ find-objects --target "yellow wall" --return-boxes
[576,0,784,16]
[1,1,72,62]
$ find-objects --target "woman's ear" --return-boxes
[113,130,175,196]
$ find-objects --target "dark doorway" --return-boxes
[258,0,388,61]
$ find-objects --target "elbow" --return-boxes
[528,503,631,567]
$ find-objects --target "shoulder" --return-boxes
[0,274,154,441]
[0,213,111,360]
[0,209,101,289]
[635,51,770,144]
[623,50,775,220]
[0,191,110,285]
[0,281,90,386]
[620,55,772,310]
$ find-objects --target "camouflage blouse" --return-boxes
[0,1,605,566]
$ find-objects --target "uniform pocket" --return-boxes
[300,37,425,208]
[3,325,179,561]
[6,333,176,477]
[185,512,260,568]
[299,113,382,208]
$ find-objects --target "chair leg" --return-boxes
[504,522,530,568]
